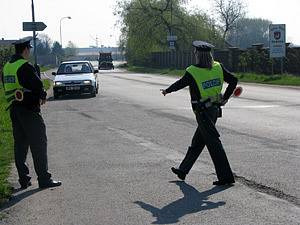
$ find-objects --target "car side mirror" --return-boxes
[94,69,99,74]
[52,72,56,76]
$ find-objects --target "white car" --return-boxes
[52,61,99,99]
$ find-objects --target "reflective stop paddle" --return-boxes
[233,86,243,97]
[15,90,24,101]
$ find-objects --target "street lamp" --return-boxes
[59,16,71,47]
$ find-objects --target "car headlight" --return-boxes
[55,81,63,86]
[83,80,92,84]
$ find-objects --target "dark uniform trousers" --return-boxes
[10,105,51,184]
[179,106,234,181]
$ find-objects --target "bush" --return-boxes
[0,46,14,75]
[238,48,273,74]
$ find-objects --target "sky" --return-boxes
[1,0,300,47]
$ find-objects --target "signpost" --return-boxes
[23,22,47,31]
[269,24,286,74]
[167,35,177,50]
[22,0,47,75]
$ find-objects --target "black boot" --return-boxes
[213,179,235,186]
[171,167,186,181]
[19,177,32,189]
[39,179,62,188]
[20,181,32,189]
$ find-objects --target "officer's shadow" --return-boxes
[134,181,229,224]
[0,188,42,211]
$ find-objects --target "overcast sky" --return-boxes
[1,0,299,47]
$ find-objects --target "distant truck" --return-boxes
[98,52,114,70]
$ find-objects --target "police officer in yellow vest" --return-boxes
[161,41,237,185]
[2,37,61,189]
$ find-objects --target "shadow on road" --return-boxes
[134,181,230,224]
[47,94,95,102]
[0,188,43,211]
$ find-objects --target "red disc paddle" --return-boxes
[15,90,24,101]
[233,86,243,97]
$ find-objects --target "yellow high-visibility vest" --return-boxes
[186,61,224,102]
[3,59,28,107]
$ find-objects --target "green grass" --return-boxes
[0,81,51,205]
[235,73,300,86]
[127,65,185,77]
[40,66,52,72]
[0,87,14,203]
[43,79,52,90]
[126,65,300,86]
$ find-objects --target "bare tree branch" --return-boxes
[213,0,247,45]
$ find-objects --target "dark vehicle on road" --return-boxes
[52,61,99,99]
[98,52,114,70]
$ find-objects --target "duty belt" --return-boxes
[191,100,213,108]
[191,95,222,108]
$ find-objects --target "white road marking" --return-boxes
[228,105,281,109]
[176,105,281,110]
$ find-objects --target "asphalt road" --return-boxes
[1,68,299,225]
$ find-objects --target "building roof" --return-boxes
[0,39,17,46]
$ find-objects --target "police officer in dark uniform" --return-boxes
[161,41,237,185]
[2,37,61,189]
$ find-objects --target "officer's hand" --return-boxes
[160,89,168,96]
[40,99,46,105]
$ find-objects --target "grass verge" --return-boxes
[235,73,300,86]
[40,66,52,72]
[126,65,300,86]
[43,79,51,90]
[0,80,51,205]
[0,87,14,204]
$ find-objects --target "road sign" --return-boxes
[167,35,177,41]
[23,22,47,31]
[269,24,286,58]
[169,41,175,50]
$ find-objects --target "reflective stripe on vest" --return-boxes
[2,59,28,106]
[186,62,224,102]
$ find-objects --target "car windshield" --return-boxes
[57,62,92,75]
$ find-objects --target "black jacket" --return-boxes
[1,55,47,112]
[166,63,238,107]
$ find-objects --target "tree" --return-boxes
[51,41,64,56]
[212,0,247,45]
[51,41,64,64]
[226,18,271,49]
[64,41,78,57]
[116,0,222,65]
[0,46,14,80]
[36,34,52,56]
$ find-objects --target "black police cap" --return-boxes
[192,41,215,52]
[12,36,33,48]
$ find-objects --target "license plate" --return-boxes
[66,86,80,91]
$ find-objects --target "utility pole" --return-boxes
[23,0,47,74]
[96,35,99,48]
[31,0,38,68]
[90,35,100,48]
[170,0,173,36]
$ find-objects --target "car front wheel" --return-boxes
[53,91,59,99]
[91,87,96,97]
